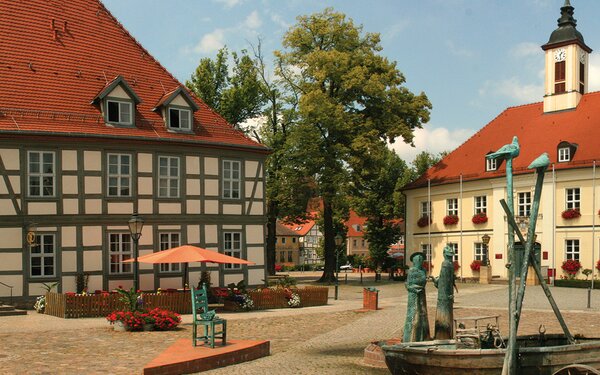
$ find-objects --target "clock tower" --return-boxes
[542,0,592,113]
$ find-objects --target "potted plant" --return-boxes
[138,311,156,331]
[417,215,431,228]
[472,212,488,224]
[470,260,482,272]
[562,208,581,220]
[106,311,143,331]
[443,215,459,226]
[561,259,582,279]
[149,308,181,330]
[33,281,60,313]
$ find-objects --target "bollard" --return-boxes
[363,287,379,310]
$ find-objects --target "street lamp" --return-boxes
[334,234,343,301]
[128,213,144,291]
[482,233,491,266]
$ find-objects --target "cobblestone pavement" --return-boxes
[2,278,600,374]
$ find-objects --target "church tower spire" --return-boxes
[542,0,592,113]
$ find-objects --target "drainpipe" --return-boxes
[592,161,597,292]
[428,179,432,277]
[552,164,556,286]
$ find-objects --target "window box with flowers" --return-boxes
[472,212,488,225]
[562,209,581,220]
[453,261,460,273]
[422,261,433,272]
[561,259,582,279]
[417,215,432,228]
[443,215,459,226]
[470,260,482,272]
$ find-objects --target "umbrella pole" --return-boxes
[183,263,189,291]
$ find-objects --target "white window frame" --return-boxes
[159,232,181,273]
[28,151,55,197]
[223,232,242,269]
[566,188,580,210]
[474,196,487,214]
[448,243,459,262]
[518,192,532,217]
[447,198,458,216]
[486,158,497,171]
[168,107,192,131]
[420,201,431,217]
[158,156,180,198]
[558,147,571,162]
[30,233,56,278]
[421,244,432,263]
[282,237,287,245]
[109,233,132,275]
[107,153,132,197]
[106,99,133,125]
[565,239,580,261]
[474,243,485,261]
[222,160,241,199]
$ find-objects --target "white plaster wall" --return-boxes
[108,85,131,99]
[109,279,133,291]
[171,94,189,107]
[205,225,218,244]
[204,179,218,196]
[204,157,219,175]
[138,177,153,195]
[84,250,103,272]
[62,251,77,273]
[29,283,50,297]
[245,161,258,178]
[84,176,102,194]
[138,199,153,214]
[87,275,103,293]
[63,199,79,215]
[8,176,19,194]
[186,179,200,196]
[248,269,265,286]
[250,202,264,216]
[82,226,102,247]
[85,199,102,214]
[0,276,21,297]
[61,276,76,294]
[28,202,57,215]
[0,228,22,248]
[140,274,154,290]
[83,151,101,171]
[246,225,264,244]
[159,277,182,289]
[63,176,78,194]
[204,200,218,214]
[138,153,153,173]
[139,226,154,246]
[159,203,181,214]
[186,200,201,214]
[107,202,134,215]
[223,204,242,215]
[0,149,19,170]
[1,253,21,271]
[0,200,15,215]
[186,156,200,175]
[0,179,7,194]
[187,225,200,244]
[61,226,77,247]
[247,246,265,266]
[62,150,77,171]
[224,274,244,286]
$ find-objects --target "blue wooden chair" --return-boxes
[191,284,227,348]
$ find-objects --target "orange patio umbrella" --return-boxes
[124,245,254,289]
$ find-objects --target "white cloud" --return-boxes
[510,42,540,58]
[478,77,543,104]
[244,10,262,30]
[268,11,289,29]
[389,126,475,163]
[214,0,245,9]
[194,29,226,54]
[446,40,474,58]
[383,20,411,40]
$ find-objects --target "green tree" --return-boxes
[277,8,431,282]
[410,150,447,180]
[186,47,265,128]
[352,146,410,277]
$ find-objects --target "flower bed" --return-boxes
[44,291,191,318]
[223,286,328,311]
[106,308,181,331]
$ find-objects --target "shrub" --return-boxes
[417,215,431,228]
[583,268,593,280]
[443,215,459,225]
[561,259,582,279]
[561,209,581,220]
[472,212,488,224]
[115,287,143,312]
[470,260,482,272]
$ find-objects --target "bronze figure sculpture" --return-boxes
[433,244,455,340]
[403,252,430,342]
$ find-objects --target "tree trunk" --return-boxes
[318,198,336,283]
[265,199,278,276]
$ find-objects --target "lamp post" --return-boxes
[482,233,491,266]
[334,234,343,300]
[128,213,144,291]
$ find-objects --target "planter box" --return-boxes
[554,279,600,289]
[44,291,192,318]
[223,287,329,311]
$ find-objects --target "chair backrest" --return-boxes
[191,284,209,316]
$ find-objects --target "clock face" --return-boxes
[580,51,586,64]
[554,48,566,62]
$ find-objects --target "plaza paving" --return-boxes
[2,273,600,374]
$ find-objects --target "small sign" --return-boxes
[26,231,36,245]
[543,251,548,260]
[495,253,503,259]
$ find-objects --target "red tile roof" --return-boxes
[346,211,367,238]
[281,219,316,237]
[0,0,267,152]
[405,92,600,189]
[276,222,302,237]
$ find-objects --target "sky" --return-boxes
[102,0,600,162]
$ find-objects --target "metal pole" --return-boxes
[502,158,517,375]
[334,247,339,300]
[592,161,596,293]
[133,237,139,292]
[428,179,431,277]
[460,175,464,279]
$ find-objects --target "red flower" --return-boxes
[417,216,431,228]
[562,209,581,220]
[422,261,433,272]
[470,260,482,272]
[561,259,582,278]
[453,261,460,272]
[443,215,459,226]
[472,212,488,224]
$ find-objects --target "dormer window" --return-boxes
[92,75,141,127]
[107,100,132,125]
[557,141,577,163]
[486,158,497,171]
[558,147,570,162]
[153,86,199,132]
[168,107,191,130]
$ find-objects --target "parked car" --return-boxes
[339,264,353,271]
